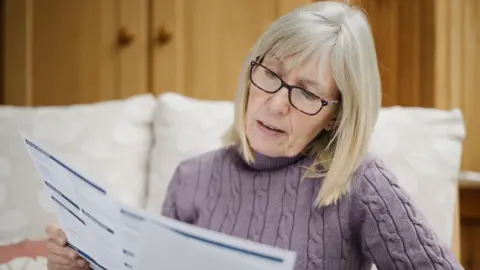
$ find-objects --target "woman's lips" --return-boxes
[257,120,285,135]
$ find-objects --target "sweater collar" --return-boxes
[235,147,307,171]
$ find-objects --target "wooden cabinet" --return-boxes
[360,0,436,108]
[439,0,480,267]
[150,0,280,101]
[4,0,146,106]
[4,0,148,105]
[2,0,310,106]
[0,0,444,108]
[460,187,480,270]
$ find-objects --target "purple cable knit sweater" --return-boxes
[161,146,463,270]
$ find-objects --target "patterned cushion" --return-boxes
[146,92,234,211]
[0,94,156,269]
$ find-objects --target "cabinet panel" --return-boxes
[151,0,278,101]
[118,0,149,98]
[3,0,148,106]
[460,188,480,269]
[362,0,399,107]
[277,0,311,15]
[435,0,480,173]
[359,0,435,108]
[32,0,117,105]
[460,222,480,270]
[4,0,31,105]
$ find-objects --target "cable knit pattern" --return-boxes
[275,166,300,250]
[247,172,269,242]
[377,165,457,270]
[355,159,462,270]
[218,160,240,234]
[307,179,324,270]
[202,151,222,228]
[160,147,464,270]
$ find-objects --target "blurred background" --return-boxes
[1,0,479,268]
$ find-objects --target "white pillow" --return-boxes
[369,106,465,247]
[146,92,234,211]
[0,93,156,246]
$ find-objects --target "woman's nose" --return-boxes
[268,87,291,116]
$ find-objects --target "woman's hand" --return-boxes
[45,224,90,269]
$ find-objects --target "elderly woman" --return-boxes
[45,1,463,270]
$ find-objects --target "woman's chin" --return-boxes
[249,140,296,158]
[249,141,280,157]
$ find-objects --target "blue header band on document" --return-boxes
[25,138,106,194]
[67,242,108,270]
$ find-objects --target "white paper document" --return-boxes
[22,134,297,270]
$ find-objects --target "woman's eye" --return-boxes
[301,89,319,101]
[263,69,277,78]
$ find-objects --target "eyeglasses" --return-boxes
[249,60,339,116]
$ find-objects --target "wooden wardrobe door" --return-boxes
[3,0,148,106]
[150,0,278,101]
[437,1,480,265]
[436,0,480,174]
[354,0,435,108]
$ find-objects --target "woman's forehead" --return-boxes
[265,53,333,82]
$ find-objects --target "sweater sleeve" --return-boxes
[160,154,207,224]
[353,159,464,270]
[160,166,182,220]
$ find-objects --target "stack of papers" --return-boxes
[22,134,297,270]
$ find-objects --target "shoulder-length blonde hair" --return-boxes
[223,1,381,207]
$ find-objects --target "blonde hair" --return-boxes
[223,1,381,206]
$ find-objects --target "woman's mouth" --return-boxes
[257,120,285,134]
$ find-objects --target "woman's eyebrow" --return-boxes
[269,58,329,92]
[297,79,331,97]
[265,58,283,69]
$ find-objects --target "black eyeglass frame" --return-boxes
[249,60,339,116]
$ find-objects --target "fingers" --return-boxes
[45,224,89,270]
[47,250,89,269]
[47,251,72,265]
[47,260,90,270]
[45,224,67,246]
[46,239,81,260]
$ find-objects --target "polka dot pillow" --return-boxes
[146,92,234,212]
[0,94,156,268]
